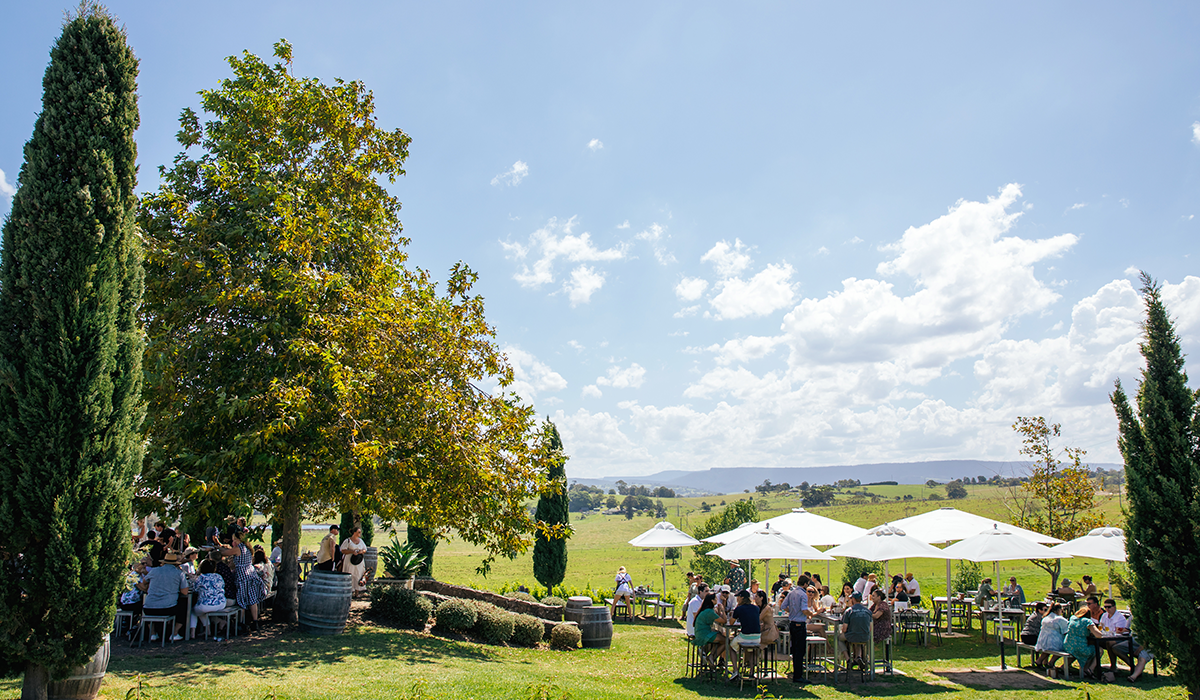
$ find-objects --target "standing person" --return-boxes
[728,560,747,592]
[221,529,265,632]
[612,566,634,620]
[904,572,921,608]
[154,521,177,551]
[138,551,190,642]
[771,572,788,598]
[853,572,869,598]
[685,582,709,636]
[780,574,812,684]
[315,524,339,571]
[684,572,699,606]
[339,526,369,593]
[204,522,222,548]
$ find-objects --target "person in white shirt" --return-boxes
[904,572,921,607]
[270,539,283,565]
[853,574,869,598]
[819,585,836,610]
[1098,598,1128,634]
[685,582,709,636]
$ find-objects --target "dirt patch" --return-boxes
[930,667,1064,690]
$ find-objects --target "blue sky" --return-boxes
[3,2,1199,478]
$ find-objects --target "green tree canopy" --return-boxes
[0,5,144,695]
[1111,273,1200,697]
[688,499,758,586]
[138,41,552,621]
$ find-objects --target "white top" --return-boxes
[853,577,868,596]
[820,594,836,609]
[340,537,368,555]
[270,546,282,564]
[1099,609,1129,634]
[905,578,921,597]
[686,595,703,636]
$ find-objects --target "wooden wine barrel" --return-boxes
[363,546,378,580]
[566,595,593,611]
[47,636,110,700]
[298,570,353,635]
[577,606,613,649]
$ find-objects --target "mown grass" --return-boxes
[1,615,1181,699]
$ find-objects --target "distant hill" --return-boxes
[569,459,1123,496]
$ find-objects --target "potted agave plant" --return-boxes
[379,538,427,589]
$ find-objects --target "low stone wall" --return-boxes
[412,579,564,621]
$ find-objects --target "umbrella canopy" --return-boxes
[706,525,834,561]
[629,521,702,548]
[940,525,1073,562]
[887,507,1062,545]
[823,524,949,561]
[760,508,868,547]
[702,521,759,544]
[1049,527,1127,562]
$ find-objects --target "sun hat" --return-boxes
[161,551,182,565]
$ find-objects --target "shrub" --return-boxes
[434,598,477,633]
[505,591,539,603]
[549,622,581,650]
[540,595,567,608]
[370,585,432,630]
[512,613,545,647]
[472,602,515,644]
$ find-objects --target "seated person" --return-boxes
[840,593,873,667]
[728,590,762,678]
[137,551,190,641]
[691,594,727,664]
[904,573,921,608]
[819,585,836,611]
[1080,575,1098,597]
[118,559,149,615]
[870,589,893,644]
[891,581,909,611]
[837,583,856,610]
[1035,603,1068,672]
[1111,629,1153,682]
[1021,601,1047,646]
[1084,595,1102,622]
[755,590,779,647]
[1064,607,1114,681]
[1098,599,1128,634]
[1055,578,1076,599]
[974,577,996,608]
[1002,577,1025,606]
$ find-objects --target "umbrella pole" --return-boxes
[662,548,667,599]
[946,558,952,633]
[826,557,830,588]
[1107,560,1112,600]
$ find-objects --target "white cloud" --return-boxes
[502,217,628,291]
[588,138,604,151]
[617,220,630,229]
[596,362,646,389]
[816,246,829,255]
[1069,202,1086,210]
[568,340,585,352]
[582,385,603,398]
[706,336,784,366]
[0,168,15,199]
[564,265,606,306]
[503,346,568,402]
[701,239,753,278]
[673,305,700,318]
[1120,198,1130,208]
[1193,121,1200,145]
[675,277,709,302]
[491,160,529,186]
[636,223,676,264]
[709,263,796,320]
[848,236,864,244]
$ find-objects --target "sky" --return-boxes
[3,2,1199,480]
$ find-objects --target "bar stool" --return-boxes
[805,635,830,680]
[734,642,764,690]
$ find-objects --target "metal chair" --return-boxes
[918,605,944,646]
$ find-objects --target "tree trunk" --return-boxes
[273,499,302,623]
[22,663,48,700]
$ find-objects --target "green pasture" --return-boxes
[4,615,1180,699]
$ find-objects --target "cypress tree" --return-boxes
[533,421,570,589]
[0,5,143,698]
[406,523,437,577]
[1111,273,1200,699]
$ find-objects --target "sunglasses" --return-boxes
[1103,605,1115,609]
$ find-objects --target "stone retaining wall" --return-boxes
[412,579,564,621]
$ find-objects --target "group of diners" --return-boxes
[685,567,914,684]
[1020,594,1153,682]
[119,517,278,642]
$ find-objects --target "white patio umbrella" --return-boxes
[824,523,950,582]
[941,525,1074,669]
[629,521,702,595]
[1050,527,1127,598]
[886,507,1061,632]
[702,521,759,545]
[706,508,866,582]
[706,525,834,562]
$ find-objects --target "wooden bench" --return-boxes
[1015,643,1078,679]
[655,601,675,620]
[604,598,632,620]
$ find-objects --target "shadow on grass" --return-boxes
[108,624,498,682]
[671,673,960,698]
[930,668,1064,691]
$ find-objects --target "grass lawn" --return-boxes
[3,612,1181,699]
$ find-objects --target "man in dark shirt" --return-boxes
[841,592,872,668]
[728,590,762,680]
[770,572,788,598]
[727,561,747,592]
[154,522,177,551]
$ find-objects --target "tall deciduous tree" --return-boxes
[0,6,144,697]
[1006,416,1102,590]
[139,42,554,622]
[1111,273,1200,699]
[533,421,570,589]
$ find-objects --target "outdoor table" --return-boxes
[1090,633,1132,676]
[977,607,1024,643]
[634,591,660,618]
[933,596,974,630]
